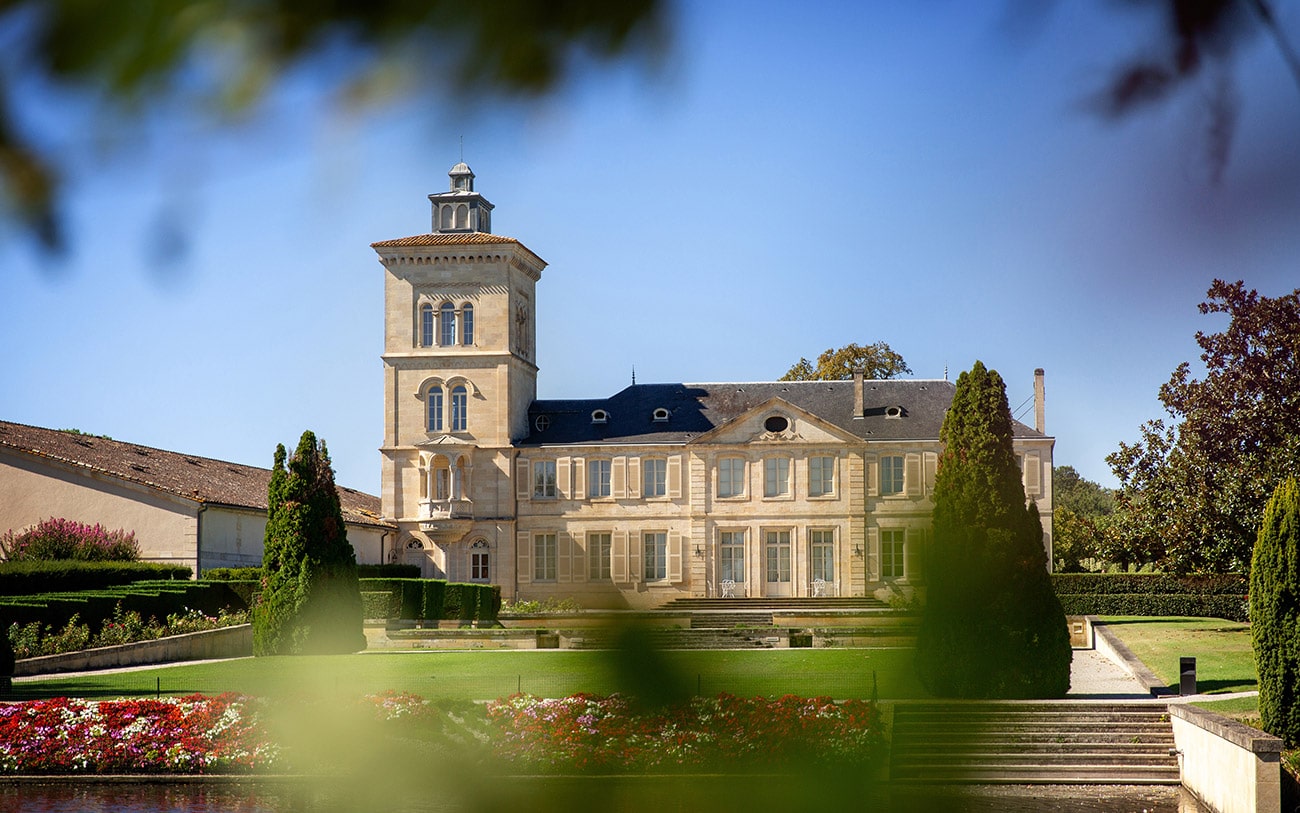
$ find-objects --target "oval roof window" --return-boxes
[764,415,789,433]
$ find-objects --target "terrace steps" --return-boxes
[890,702,1180,785]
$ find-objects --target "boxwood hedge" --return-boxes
[1052,573,1248,622]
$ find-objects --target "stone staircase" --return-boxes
[663,597,888,611]
[890,702,1180,785]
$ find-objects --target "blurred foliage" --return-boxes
[1106,280,1300,574]
[0,0,668,249]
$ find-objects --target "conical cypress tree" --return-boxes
[1250,476,1300,745]
[252,431,365,655]
[914,361,1071,698]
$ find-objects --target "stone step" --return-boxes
[889,765,1182,785]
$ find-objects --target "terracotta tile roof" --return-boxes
[0,420,392,530]
[369,232,546,265]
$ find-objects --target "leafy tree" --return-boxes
[1053,466,1116,518]
[1050,466,1116,572]
[0,1,668,249]
[1250,476,1300,746]
[252,431,364,655]
[1107,280,1300,573]
[780,342,911,382]
[915,361,1071,698]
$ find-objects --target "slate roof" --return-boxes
[520,380,1049,447]
[0,420,391,529]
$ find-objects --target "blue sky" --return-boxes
[2,1,1298,495]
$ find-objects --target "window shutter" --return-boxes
[628,456,642,497]
[574,457,586,499]
[557,457,571,500]
[1023,452,1042,497]
[668,456,683,499]
[923,452,938,495]
[517,530,531,583]
[571,533,587,583]
[904,453,922,497]
[866,527,880,582]
[668,530,683,583]
[516,459,530,501]
[612,456,627,499]
[557,531,572,583]
[865,455,878,497]
[906,528,925,582]
[630,532,643,582]
[612,530,629,583]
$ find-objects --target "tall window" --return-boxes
[470,540,489,581]
[765,530,791,583]
[420,303,434,347]
[588,532,612,580]
[643,458,667,497]
[533,460,557,498]
[533,533,557,581]
[439,302,456,346]
[462,303,474,345]
[588,459,611,498]
[426,386,444,432]
[809,456,836,497]
[719,530,745,583]
[717,457,746,498]
[643,532,667,581]
[810,529,835,582]
[764,457,790,497]
[881,529,905,579]
[450,385,468,432]
[881,456,904,496]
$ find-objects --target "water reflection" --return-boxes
[0,780,1213,813]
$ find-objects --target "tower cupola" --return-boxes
[428,162,494,234]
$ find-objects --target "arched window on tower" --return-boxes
[450,385,468,432]
[419,303,434,347]
[455,204,469,229]
[440,205,452,230]
[461,303,474,345]
[470,539,489,581]
[439,302,456,346]
[426,385,444,432]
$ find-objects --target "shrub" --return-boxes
[422,580,446,622]
[500,596,583,615]
[0,562,191,595]
[361,591,396,620]
[1,518,139,561]
[479,585,502,625]
[356,564,421,579]
[1252,476,1300,746]
[202,567,262,581]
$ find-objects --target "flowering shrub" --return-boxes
[1,518,139,562]
[485,693,885,772]
[0,694,277,774]
[499,596,583,615]
[9,606,249,659]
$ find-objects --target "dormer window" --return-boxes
[534,415,551,432]
[591,409,609,424]
[652,408,670,423]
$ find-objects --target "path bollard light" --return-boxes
[1179,656,1196,696]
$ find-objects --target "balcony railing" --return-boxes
[418,499,473,520]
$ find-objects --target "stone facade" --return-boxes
[374,165,1055,608]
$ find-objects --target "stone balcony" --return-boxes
[417,499,473,533]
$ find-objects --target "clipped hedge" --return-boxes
[0,580,248,634]
[1053,573,1249,622]
[357,564,421,579]
[0,561,192,596]
[478,584,502,625]
[202,567,262,582]
[422,580,446,623]
[356,578,498,625]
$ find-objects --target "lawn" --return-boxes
[1101,616,1257,696]
[10,648,925,702]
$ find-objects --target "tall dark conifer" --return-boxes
[1250,476,1300,745]
[914,361,1071,698]
[252,431,364,655]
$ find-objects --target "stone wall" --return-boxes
[1170,704,1282,813]
[14,624,252,676]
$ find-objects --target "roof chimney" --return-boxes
[853,369,864,416]
[1034,368,1046,434]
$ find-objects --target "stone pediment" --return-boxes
[414,435,477,448]
[688,397,862,446]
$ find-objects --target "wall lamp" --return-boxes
[694,544,705,558]
[852,544,864,557]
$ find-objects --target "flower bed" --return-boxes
[0,694,276,774]
[0,691,883,775]
[485,693,885,772]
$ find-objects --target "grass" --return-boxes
[1102,615,1257,696]
[10,648,925,702]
